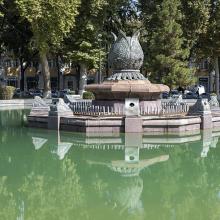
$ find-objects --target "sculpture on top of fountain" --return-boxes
[108,30,146,81]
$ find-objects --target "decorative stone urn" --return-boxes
[108,30,145,80]
[86,30,169,101]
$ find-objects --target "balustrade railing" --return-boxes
[70,101,189,116]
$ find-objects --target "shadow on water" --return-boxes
[1,110,220,220]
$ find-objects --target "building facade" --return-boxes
[0,52,96,93]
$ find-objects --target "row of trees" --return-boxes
[1,0,220,96]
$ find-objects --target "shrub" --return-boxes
[83,91,95,100]
[0,86,15,100]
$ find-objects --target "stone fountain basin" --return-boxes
[85,80,169,100]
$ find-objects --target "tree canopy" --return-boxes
[1,0,220,91]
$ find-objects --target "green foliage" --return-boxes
[16,0,80,53]
[140,0,196,88]
[83,91,95,99]
[181,0,211,50]
[196,1,220,59]
[64,0,108,69]
[19,158,87,220]
[0,177,17,219]
[0,86,15,100]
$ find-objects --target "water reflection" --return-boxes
[1,110,220,219]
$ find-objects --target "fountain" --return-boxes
[28,30,220,133]
[86,30,169,101]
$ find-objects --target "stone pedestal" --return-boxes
[125,147,139,163]
[48,115,60,130]
[125,133,142,147]
[86,80,169,101]
[201,113,213,130]
[48,98,73,130]
[125,117,143,133]
[188,98,213,130]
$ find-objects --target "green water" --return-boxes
[1,110,220,220]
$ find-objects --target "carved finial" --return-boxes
[132,30,140,39]
[111,32,117,42]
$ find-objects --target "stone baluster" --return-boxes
[111,106,114,115]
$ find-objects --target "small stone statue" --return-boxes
[209,95,219,108]
[49,98,73,116]
[188,98,211,115]
[33,96,48,107]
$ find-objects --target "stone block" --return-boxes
[48,116,60,130]
[125,98,140,116]
[125,147,139,163]
[125,117,143,133]
[201,114,213,130]
[125,133,142,147]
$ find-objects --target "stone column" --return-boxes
[48,98,73,130]
[124,98,143,133]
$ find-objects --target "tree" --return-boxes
[0,0,35,93]
[140,0,195,89]
[16,0,80,97]
[181,0,211,54]
[63,0,108,94]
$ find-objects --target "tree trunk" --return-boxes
[215,57,220,98]
[78,63,87,95]
[19,58,25,94]
[56,55,60,91]
[40,52,51,98]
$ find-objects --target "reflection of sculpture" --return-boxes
[87,154,169,177]
[32,137,48,150]
[201,130,219,157]
[108,177,144,216]
[52,142,73,160]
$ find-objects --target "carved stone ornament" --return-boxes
[209,95,219,107]
[49,98,72,116]
[108,30,145,80]
[33,96,48,107]
[188,98,211,115]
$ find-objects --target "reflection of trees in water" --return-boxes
[139,144,220,220]
[0,110,27,127]
[18,158,87,220]
[2,111,220,220]
[0,110,28,144]
[88,171,145,220]
[0,177,17,219]
[0,158,87,220]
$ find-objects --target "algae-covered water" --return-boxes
[1,109,220,220]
